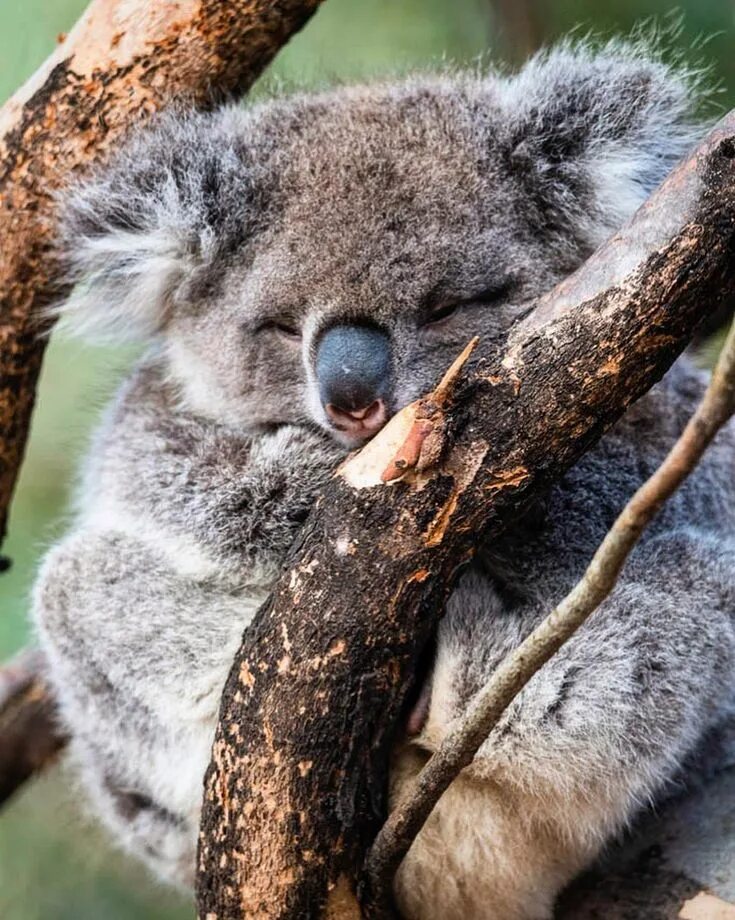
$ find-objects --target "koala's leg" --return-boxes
[392,531,735,920]
[34,528,261,888]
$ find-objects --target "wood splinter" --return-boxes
[341,337,479,489]
[381,337,480,483]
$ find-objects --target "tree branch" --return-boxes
[367,306,735,912]
[491,0,543,60]
[2,7,735,915]
[0,0,324,549]
[0,649,63,804]
[195,115,735,918]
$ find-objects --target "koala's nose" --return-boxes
[315,324,391,438]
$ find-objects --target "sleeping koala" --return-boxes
[33,42,735,919]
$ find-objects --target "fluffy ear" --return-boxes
[498,40,708,245]
[56,109,254,342]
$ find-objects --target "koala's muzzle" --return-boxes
[315,324,390,439]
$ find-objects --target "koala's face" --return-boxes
[166,99,559,446]
[61,46,699,445]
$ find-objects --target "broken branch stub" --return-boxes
[196,114,735,918]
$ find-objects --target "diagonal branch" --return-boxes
[0,0,325,549]
[195,114,735,917]
[367,308,735,911]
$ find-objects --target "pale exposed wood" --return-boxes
[680,892,735,920]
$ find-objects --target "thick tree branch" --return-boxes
[2,7,735,915]
[195,116,735,917]
[0,0,324,548]
[367,310,735,910]
[0,649,63,804]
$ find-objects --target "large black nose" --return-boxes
[316,324,391,411]
[315,324,391,437]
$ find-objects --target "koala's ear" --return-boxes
[498,41,707,244]
[56,109,253,342]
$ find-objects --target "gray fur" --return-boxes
[34,41,734,917]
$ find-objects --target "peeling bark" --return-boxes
[0,0,324,546]
[195,115,735,917]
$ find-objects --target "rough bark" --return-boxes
[368,310,735,909]
[0,0,324,547]
[0,649,63,804]
[195,114,735,918]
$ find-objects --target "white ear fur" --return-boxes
[500,39,706,244]
[54,165,197,344]
[57,227,190,343]
[581,63,703,242]
[51,108,238,344]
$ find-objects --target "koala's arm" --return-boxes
[34,374,344,885]
[84,365,345,580]
[392,528,735,920]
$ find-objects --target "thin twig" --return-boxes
[367,317,735,908]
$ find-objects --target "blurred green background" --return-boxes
[0,1,733,917]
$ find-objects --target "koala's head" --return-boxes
[59,41,703,446]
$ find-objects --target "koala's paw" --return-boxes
[240,425,345,560]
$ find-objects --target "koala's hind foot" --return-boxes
[391,744,582,920]
[33,527,265,888]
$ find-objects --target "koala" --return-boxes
[33,41,735,919]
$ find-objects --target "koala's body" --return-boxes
[33,42,735,919]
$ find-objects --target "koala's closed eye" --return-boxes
[253,317,302,344]
[421,280,517,329]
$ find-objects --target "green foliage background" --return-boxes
[0,1,732,916]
